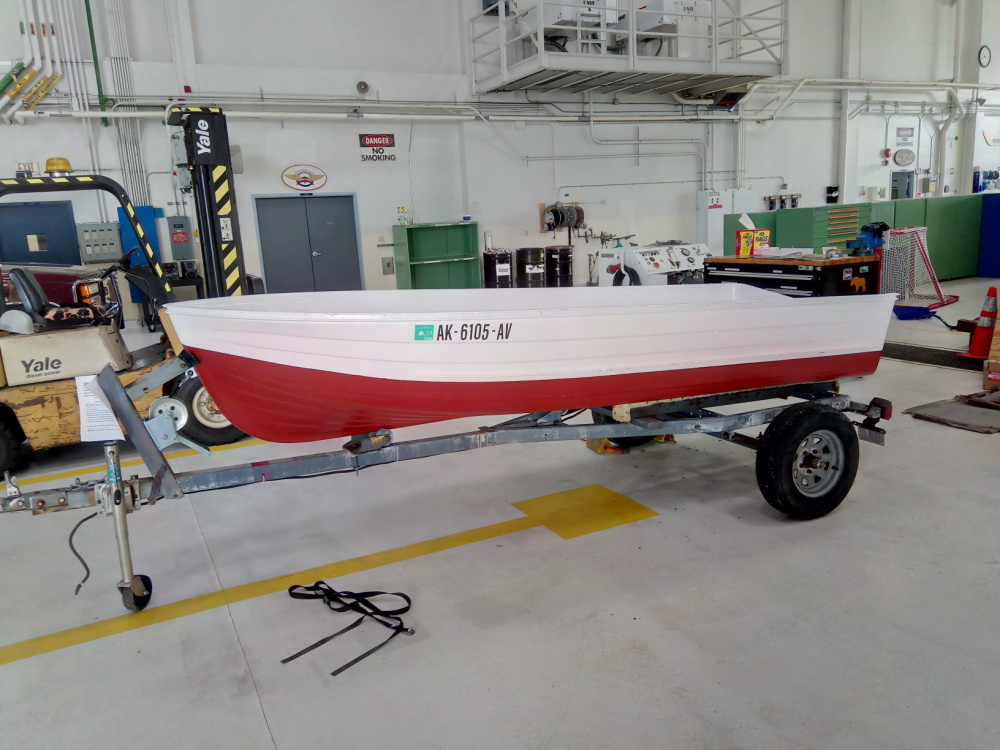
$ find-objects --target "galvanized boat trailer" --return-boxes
[0,358,891,611]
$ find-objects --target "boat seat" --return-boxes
[7,268,107,329]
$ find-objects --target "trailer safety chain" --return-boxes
[281,582,414,677]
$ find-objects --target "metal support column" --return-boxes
[168,106,248,298]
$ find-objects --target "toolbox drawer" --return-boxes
[704,256,880,298]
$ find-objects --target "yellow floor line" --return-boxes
[0,485,657,667]
[888,325,966,337]
[3,439,268,489]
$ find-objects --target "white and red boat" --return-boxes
[162,285,895,443]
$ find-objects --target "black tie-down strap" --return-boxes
[281,581,415,676]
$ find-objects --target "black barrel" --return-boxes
[515,247,545,288]
[545,245,573,287]
[483,250,513,288]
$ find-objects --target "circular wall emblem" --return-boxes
[893,149,916,167]
[282,165,327,191]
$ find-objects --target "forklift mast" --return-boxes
[167,106,248,298]
[0,174,173,302]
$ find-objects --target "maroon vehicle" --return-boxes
[2,262,117,311]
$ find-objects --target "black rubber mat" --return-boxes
[882,342,983,371]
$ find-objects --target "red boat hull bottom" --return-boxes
[189,348,882,444]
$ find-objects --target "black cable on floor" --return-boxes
[68,511,98,595]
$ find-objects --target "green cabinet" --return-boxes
[722,195,983,279]
[724,205,872,255]
[775,204,872,252]
[393,222,481,289]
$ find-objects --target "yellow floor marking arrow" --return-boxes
[0,485,656,667]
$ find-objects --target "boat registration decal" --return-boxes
[415,323,513,341]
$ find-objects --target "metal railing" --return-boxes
[471,0,787,90]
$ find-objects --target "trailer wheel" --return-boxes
[755,402,859,520]
[591,408,654,450]
[172,376,245,447]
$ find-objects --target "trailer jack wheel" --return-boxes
[120,575,153,612]
[755,402,860,520]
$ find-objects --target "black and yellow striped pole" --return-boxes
[167,106,247,298]
[0,174,173,301]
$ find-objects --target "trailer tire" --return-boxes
[755,402,859,520]
[172,376,245,447]
[591,408,654,450]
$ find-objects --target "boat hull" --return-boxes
[188,346,882,443]
[164,285,895,443]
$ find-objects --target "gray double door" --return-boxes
[255,195,364,293]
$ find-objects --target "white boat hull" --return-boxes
[164,285,895,442]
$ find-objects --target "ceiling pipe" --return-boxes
[37,0,62,107]
[952,0,964,84]
[82,0,108,124]
[758,78,998,91]
[19,109,477,121]
[769,78,807,119]
[670,92,715,107]
[1,0,41,123]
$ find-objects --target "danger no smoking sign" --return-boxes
[359,134,396,163]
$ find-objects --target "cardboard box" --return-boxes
[984,360,1000,392]
[0,325,132,386]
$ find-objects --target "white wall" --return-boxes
[0,0,992,292]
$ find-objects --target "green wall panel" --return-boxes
[925,195,982,280]
[892,199,926,229]
[870,201,895,227]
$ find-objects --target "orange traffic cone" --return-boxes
[958,286,997,360]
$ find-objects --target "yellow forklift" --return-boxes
[0,106,252,473]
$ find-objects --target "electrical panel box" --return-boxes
[76,222,122,264]
[674,1,711,58]
[167,215,195,260]
[697,188,755,253]
[525,0,620,32]
[116,206,162,303]
[580,0,619,25]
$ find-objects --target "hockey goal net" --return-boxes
[880,227,958,309]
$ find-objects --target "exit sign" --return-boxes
[15,162,38,175]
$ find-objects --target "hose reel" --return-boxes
[543,204,586,232]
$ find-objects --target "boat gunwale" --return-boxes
[164,292,897,325]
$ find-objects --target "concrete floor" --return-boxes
[884,276,999,351]
[1,280,998,749]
